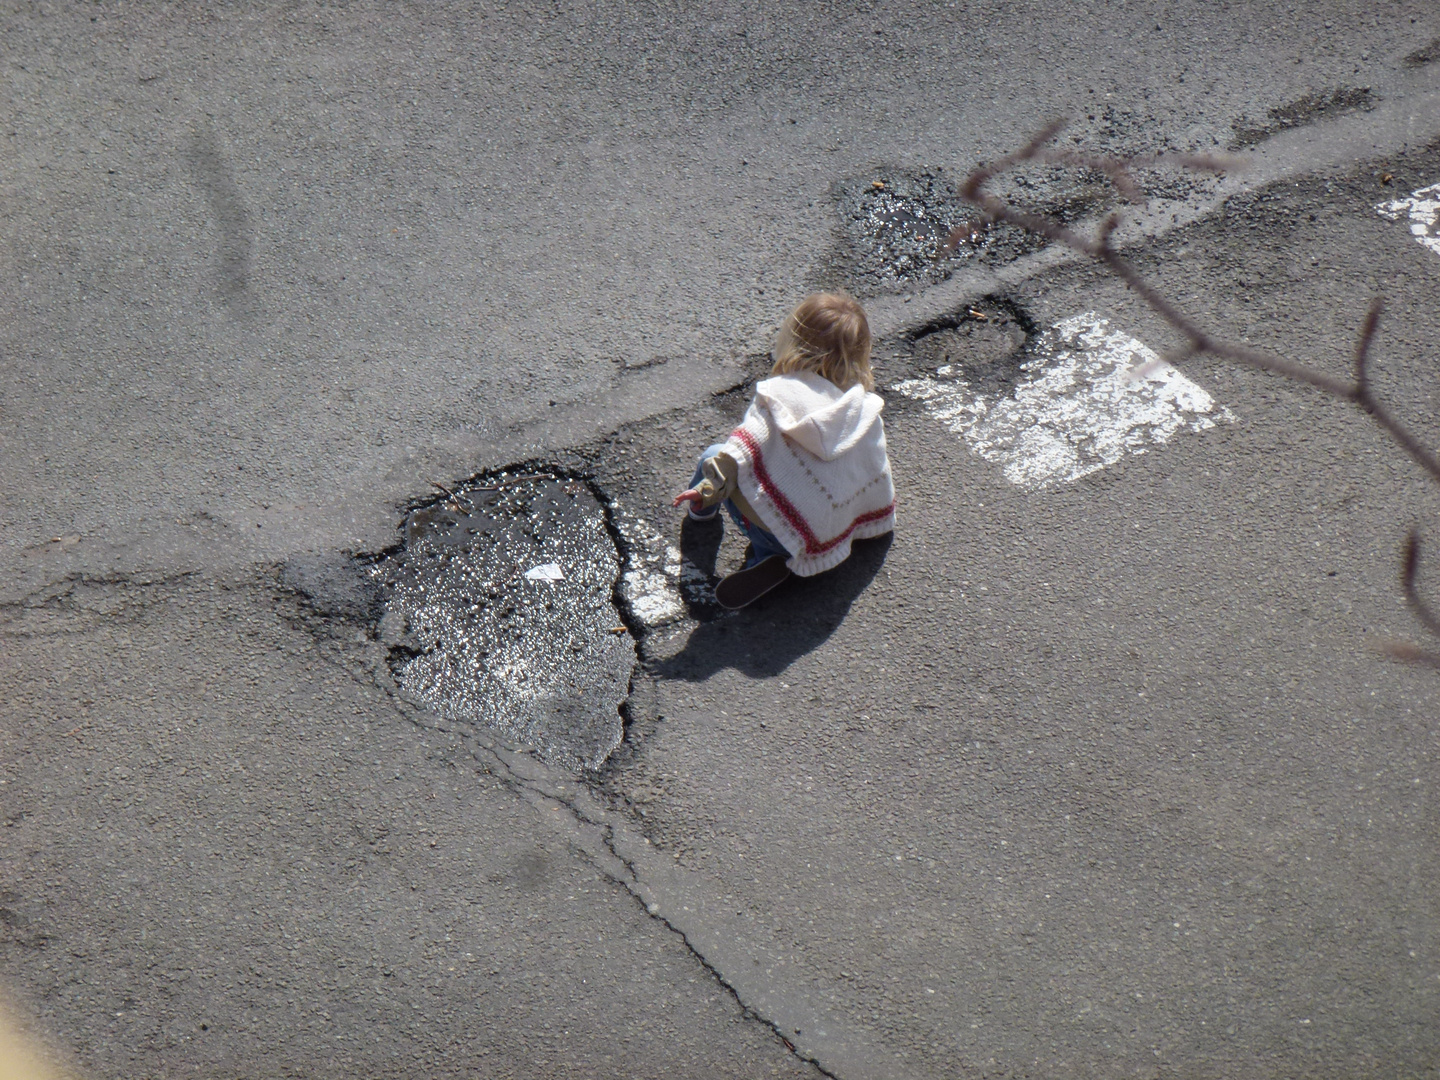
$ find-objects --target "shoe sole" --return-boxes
[714,555,791,609]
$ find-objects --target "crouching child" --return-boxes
[673,292,896,608]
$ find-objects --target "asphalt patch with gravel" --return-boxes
[371,473,634,771]
[834,171,976,293]
[833,163,1203,297]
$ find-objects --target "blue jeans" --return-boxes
[691,443,789,569]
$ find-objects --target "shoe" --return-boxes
[714,555,791,609]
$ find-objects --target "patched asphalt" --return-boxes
[5,4,1440,1079]
[376,474,633,771]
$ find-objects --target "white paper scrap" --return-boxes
[524,563,565,582]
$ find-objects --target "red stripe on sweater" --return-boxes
[732,427,894,556]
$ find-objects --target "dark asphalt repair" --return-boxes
[1229,85,1375,149]
[371,473,634,771]
[906,297,1037,395]
[835,164,1177,297]
[835,171,978,293]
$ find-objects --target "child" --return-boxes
[673,292,896,608]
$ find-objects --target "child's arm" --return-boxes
[673,453,739,511]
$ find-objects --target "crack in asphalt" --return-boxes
[0,571,198,638]
[279,597,882,1079]
[507,777,839,1078]
[386,709,918,1078]
[435,732,841,1080]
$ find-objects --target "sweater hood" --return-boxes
[754,372,885,461]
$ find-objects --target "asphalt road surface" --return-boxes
[4,3,1440,1077]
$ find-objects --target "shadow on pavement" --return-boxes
[653,532,892,681]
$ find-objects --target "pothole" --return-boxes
[835,168,1121,294]
[369,471,635,771]
[835,171,972,293]
[908,298,1036,397]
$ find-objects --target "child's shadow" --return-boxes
[654,531,892,682]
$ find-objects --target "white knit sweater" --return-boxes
[722,372,896,576]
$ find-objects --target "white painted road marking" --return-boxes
[894,313,1233,490]
[611,504,686,627]
[1376,182,1440,256]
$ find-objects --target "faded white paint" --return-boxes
[611,503,686,626]
[1376,182,1440,256]
[894,313,1232,490]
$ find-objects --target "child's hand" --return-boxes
[672,488,704,510]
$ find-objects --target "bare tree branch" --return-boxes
[1379,639,1440,669]
[1400,530,1440,638]
[1352,297,1383,397]
[955,126,1440,659]
[958,127,1359,398]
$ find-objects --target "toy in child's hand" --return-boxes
[671,488,703,510]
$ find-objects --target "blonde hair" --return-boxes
[771,292,874,392]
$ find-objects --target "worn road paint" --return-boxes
[894,313,1233,490]
[1376,182,1440,256]
[612,503,686,627]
